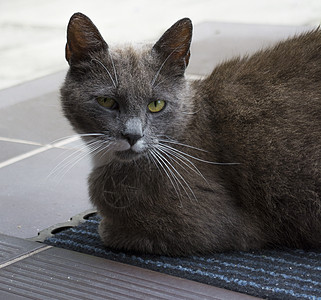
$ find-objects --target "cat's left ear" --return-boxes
[152,18,192,74]
[65,13,108,65]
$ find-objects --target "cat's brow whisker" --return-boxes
[91,58,117,88]
[152,72,186,89]
[151,43,189,87]
[181,108,201,115]
[108,52,118,87]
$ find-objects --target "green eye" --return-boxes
[97,97,118,109]
[148,100,166,113]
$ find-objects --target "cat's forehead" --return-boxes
[109,45,155,93]
[111,44,152,70]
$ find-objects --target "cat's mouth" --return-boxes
[112,139,147,162]
[114,148,143,161]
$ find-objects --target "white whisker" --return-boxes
[152,72,186,89]
[49,133,105,146]
[47,140,102,181]
[47,143,89,179]
[150,150,183,205]
[148,151,162,173]
[91,58,117,88]
[158,138,209,153]
[108,52,118,87]
[158,144,199,175]
[159,142,238,165]
[151,44,188,87]
[157,143,210,187]
[154,149,197,202]
[57,142,103,181]
[181,108,201,115]
[92,141,114,161]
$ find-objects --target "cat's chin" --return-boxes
[114,149,143,162]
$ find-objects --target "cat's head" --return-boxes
[61,13,193,165]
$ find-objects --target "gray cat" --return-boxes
[61,12,321,256]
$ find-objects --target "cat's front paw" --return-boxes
[98,217,113,246]
[98,217,168,254]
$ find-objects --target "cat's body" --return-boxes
[61,13,321,255]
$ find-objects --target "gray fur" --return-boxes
[61,13,321,255]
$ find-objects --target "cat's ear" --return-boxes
[65,13,108,65]
[152,18,192,73]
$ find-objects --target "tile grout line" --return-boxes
[0,136,80,169]
[0,245,52,269]
[0,136,43,146]
[0,145,53,169]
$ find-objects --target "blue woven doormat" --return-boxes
[44,214,321,300]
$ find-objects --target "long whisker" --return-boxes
[58,140,113,182]
[92,141,114,162]
[157,150,198,202]
[158,138,209,153]
[159,143,239,165]
[57,142,104,181]
[158,144,201,176]
[148,151,162,173]
[91,58,117,88]
[47,135,102,174]
[150,150,183,205]
[48,134,110,178]
[47,140,102,180]
[153,150,183,196]
[158,144,211,190]
[47,141,95,178]
[49,133,105,146]
[153,149,197,202]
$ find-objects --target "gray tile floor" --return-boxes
[0,72,92,238]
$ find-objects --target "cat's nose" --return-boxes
[122,132,143,146]
[122,118,144,146]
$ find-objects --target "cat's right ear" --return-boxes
[152,18,192,74]
[65,13,108,65]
